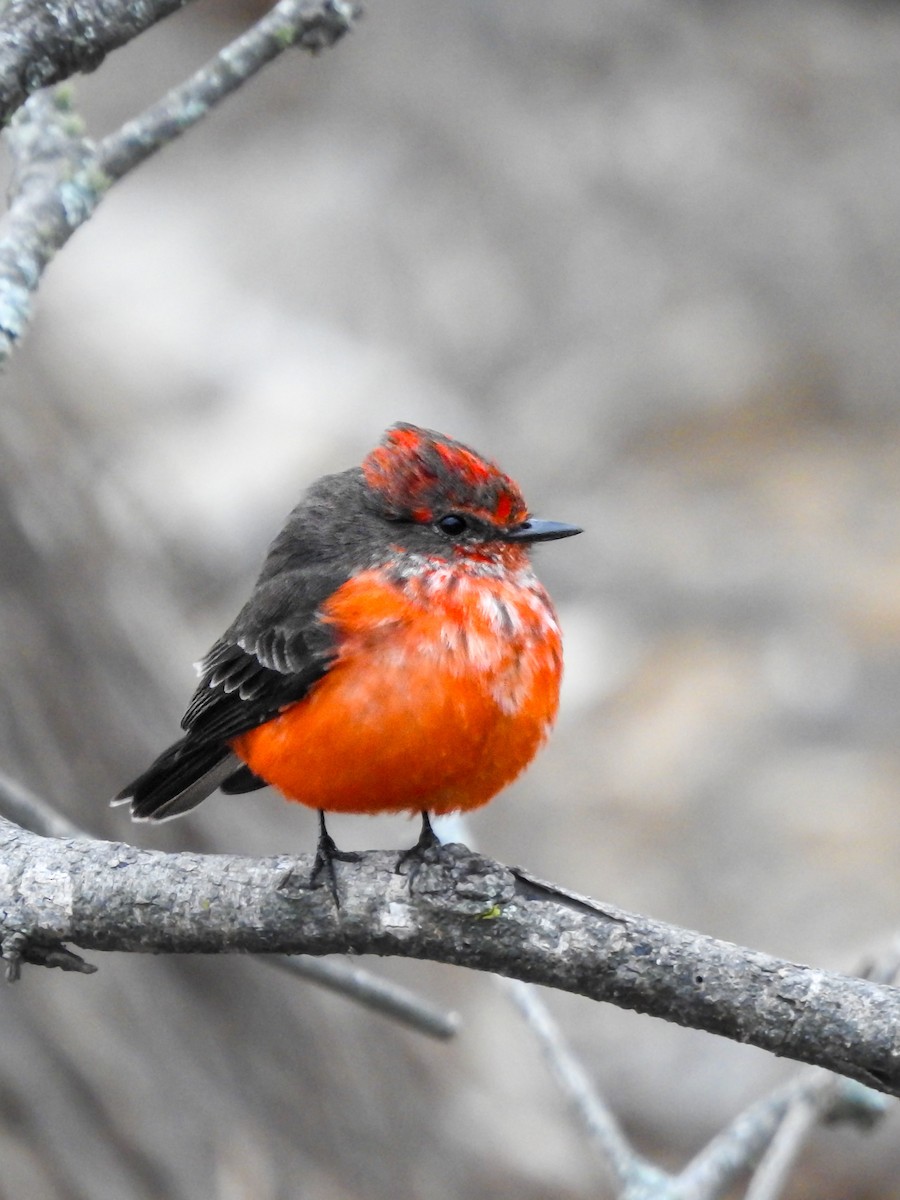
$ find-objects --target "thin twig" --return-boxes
[676,1072,888,1200]
[500,977,667,1195]
[675,1078,822,1200]
[95,0,360,181]
[438,814,657,1191]
[0,769,83,838]
[268,955,459,1040]
[0,0,360,362]
[742,1083,827,1200]
[676,1035,890,1200]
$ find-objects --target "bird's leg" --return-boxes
[398,811,442,872]
[414,811,441,852]
[309,810,362,905]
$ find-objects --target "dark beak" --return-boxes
[505,518,583,543]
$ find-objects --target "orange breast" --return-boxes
[231,562,563,815]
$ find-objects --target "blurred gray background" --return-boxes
[2,0,900,1195]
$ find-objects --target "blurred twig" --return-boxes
[676,1074,887,1200]
[95,0,361,181]
[741,1085,828,1200]
[0,0,360,361]
[676,1081,814,1200]
[500,976,669,1198]
[269,955,459,1040]
[0,768,83,838]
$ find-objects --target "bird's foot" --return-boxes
[397,812,444,885]
[309,829,362,907]
[277,812,361,907]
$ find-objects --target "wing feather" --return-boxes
[117,474,368,820]
[180,568,343,745]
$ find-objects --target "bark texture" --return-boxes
[3,816,899,1097]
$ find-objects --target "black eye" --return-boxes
[437,513,468,536]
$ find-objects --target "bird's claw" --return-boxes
[308,823,361,908]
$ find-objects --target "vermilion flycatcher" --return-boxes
[116,423,580,870]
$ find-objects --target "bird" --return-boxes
[116,422,581,879]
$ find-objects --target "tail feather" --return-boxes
[115,739,244,822]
